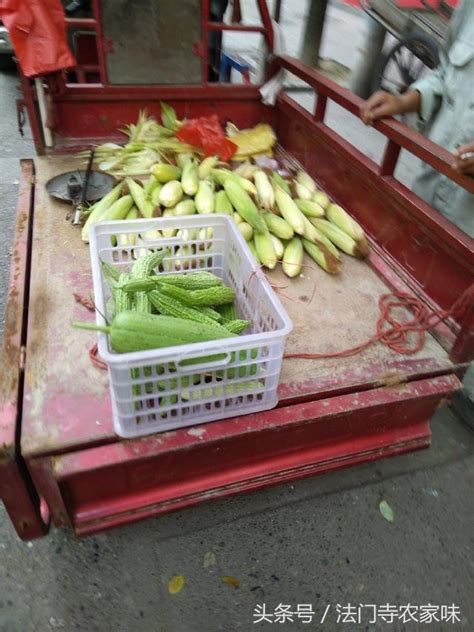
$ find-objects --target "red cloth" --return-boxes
[176,115,238,160]
[0,0,75,77]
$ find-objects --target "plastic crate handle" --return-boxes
[175,350,232,374]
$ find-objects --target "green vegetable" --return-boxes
[160,283,236,306]
[73,311,233,353]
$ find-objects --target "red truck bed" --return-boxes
[1,53,472,539]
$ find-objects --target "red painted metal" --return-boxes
[450,296,474,363]
[3,4,471,538]
[277,56,474,196]
[275,89,473,320]
[0,161,49,539]
[33,375,458,536]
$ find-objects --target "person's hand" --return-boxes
[452,141,474,177]
[359,91,404,125]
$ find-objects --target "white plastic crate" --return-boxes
[89,215,293,438]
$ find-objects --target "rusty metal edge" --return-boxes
[0,159,49,539]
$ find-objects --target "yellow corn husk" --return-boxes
[326,203,369,256]
[247,240,261,264]
[151,163,182,183]
[181,159,199,196]
[263,212,294,240]
[304,216,340,260]
[228,123,277,160]
[274,186,306,236]
[159,180,183,208]
[295,198,325,218]
[270,233,284,260]
[198,156,218,179]
[302,238,341,274]
[313,191,330,209]
[294,181,313,200]
[254,231,277,270]
[151,183,163,209]
[126,178,155,218]
[238,222,254,242]
[296,170,317,193]
[223,180,267,234]
[195,179,215,214]
[161,209,177,238]
[215,190,234,215]
[254,170,275,211]
[282,237,303,278]
[81,183,123,243]
[233,212,243,225]
[174,199,196,216]
[311,218,363,257]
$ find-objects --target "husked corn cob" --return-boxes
[262,212,294,240]
[313,190,330,209]
[181,159,199,196]
[247,240,260,264]
[254,170,275,211]
[271,171,291,195]
[126,179,154,218]
[274,186,306,235]
[159,180,183,208]
[296,170,317,193]
[215,190,234,215]
[295,198,325,218]
[174,199,196,216]
[161,209,178,237]
[311,218,363,258]
[326,204,369,256]
[99,194,134,223]
[238,222,254,242]
[224,180,267,234]
[302,238,341,275]
[212,168,257,196]
[306,216,341,260]
[254,231,277,270]
[282,237,304,278]
[294,181,313,200]
[270,234,284,260]
[198,156,218,179]
[195,179,215,214]
[151,163,182,183]
[81,183,123,242]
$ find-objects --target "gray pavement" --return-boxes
[1,2,473,631]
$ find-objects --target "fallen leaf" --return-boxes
[221,575,240,588]
[203,551,216,569]
[379,499,394,522]
[168,574,186,594]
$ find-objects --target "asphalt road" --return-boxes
[0,4,473,630]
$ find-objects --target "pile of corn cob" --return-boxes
[82,154,369,278]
